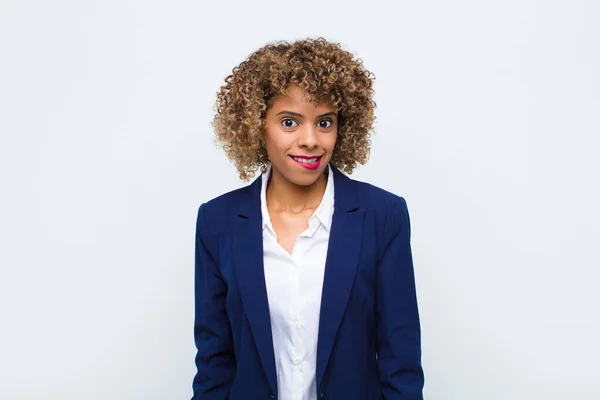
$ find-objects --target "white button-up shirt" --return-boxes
[260,163,335,400]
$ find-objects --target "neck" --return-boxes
[266,166,328,214]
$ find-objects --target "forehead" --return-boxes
[269,85,335,111]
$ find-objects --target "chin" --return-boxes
[288,173,323,187]
[276,161,328,187]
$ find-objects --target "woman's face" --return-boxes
[262,85,338,187]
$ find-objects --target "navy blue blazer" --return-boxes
[192,166,424,400]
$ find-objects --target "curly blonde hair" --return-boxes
[212,37,377,181]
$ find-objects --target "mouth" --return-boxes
[289,155,323,170]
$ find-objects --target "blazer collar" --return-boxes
[238,164,358,219]
[258,163,336,233]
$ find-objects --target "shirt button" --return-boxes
[294,359,301,366]
[291,314,298,322]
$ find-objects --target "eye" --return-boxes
[319,119,333,128]
[281,118,298,128]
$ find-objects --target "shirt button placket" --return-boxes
[291,253,302,400]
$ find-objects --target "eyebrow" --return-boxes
[275,110,337,118]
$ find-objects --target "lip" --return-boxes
[289,155,323,171]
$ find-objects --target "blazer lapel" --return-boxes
[232,167,364,395]
[233,175,278,396]
[316,167,364,391]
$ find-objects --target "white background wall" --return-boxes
[1,0,598,399]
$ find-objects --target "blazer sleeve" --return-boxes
[191,203,235,399]
[375,197,424,399]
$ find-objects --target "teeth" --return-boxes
[293,156,318,164]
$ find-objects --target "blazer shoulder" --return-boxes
[348,176,407,212]
[196,181,255,236]
[346,177,411,252]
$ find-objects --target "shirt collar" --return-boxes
[260,162,335,233]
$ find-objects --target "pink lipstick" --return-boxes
[290,155,322,170]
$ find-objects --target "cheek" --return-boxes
[325,133,338,152]
[264,133,290,157]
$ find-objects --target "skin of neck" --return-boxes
[266,165,328,214]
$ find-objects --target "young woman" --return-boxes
[192,37,424,400]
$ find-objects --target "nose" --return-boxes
[297,124,318,149]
